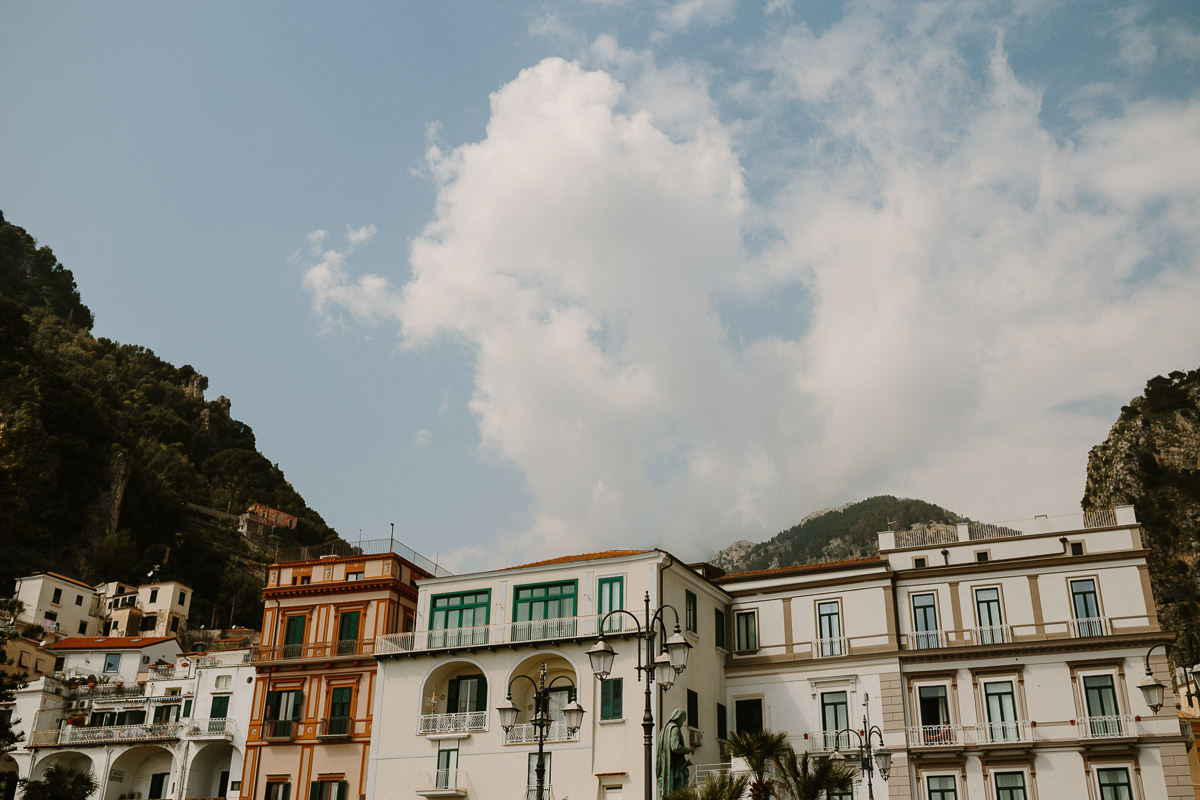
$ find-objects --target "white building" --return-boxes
[366,549,731,800]
[97,580,193,638]
[5,636,254,800]
[12,572,104,638]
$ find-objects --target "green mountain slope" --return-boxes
[710,495,966,573]
[0,210,338,627]
[1083,368,1200,639]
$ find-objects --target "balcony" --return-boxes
[804,730,855,752]
[972,625,1010,646]
[188,718,235,739]
[317,716,367,739]
[28,729,63,748]
[150,665,183,680]
[908,630,946,650]
[262,719,296,740]
[503,722,579,745]
[66,682,146,700]
[378,612,650,657]
[812,638,847,658]
[974,720,1033,745]
[1077,715,1136,740]
[906,724,964,748]
[250,638,377,663]
[42,722,184,747]
[420,712,488,736]
[416,770,469,797]
[1070,617,1111,638]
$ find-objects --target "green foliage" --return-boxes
[772,749,856,800]
[0,210,338,628]
[18,762,98,800]
[724,729,792,800]
[733,496,965,573]
[664,772,750,800]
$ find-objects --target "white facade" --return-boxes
[366,550,731,800]
[12,573,103,638]
[98,580,193,638]
[6,644,254,800]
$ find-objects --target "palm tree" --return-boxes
[772,748,857,800]
[724,729,791,800]
[664,771,751,800]
[19,762,98,800]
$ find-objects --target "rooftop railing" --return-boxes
[67,682,146,700]
[273,538,451,577]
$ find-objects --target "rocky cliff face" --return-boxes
[1083,368,1200,639]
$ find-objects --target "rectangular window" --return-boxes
[1071,542,1085,556]
[976,551,989,562]
[179,591,186,605]
[994,773,1028,800]
[817,601,843,656]
[527,752,552,792]
[598,577,623,634]
[216,675,232,689]
[1096,768,1132,800]
[77,621,88,635]
[437,748,459,790]
[927,776,958,800]
[44,611,57,623]
[182,699,191,718]
[309,780,348,800]
[152,704,180,723]
[974,587,1005,643]
[430,591,490,647]
[149,588,158,603]
[914,557,927,568]
[821,691,849,749]
[446,675,487,713]
[685,591,697,633]
[210,695,230,718]
[75,595,83,606]
[327,687,352,734]
[716,703,727,740]
[983,681,1018,741]
[601,678,623,720]
[735,611,757,652]
[912,593,939,649]
[714,609,726,649]
[346,572,364,582]
[336,611,361,654]
[266,782,291,800]
[51,588,62,604]
[513,582,577,640]
[917,685,950,740]
[282,615,306,658]
[687,689,698,729]
[1083,674,1121,736]
[103,653,120,673]
[1071,579,1102,637]
[264,688,303,733]
[735,698,762,733]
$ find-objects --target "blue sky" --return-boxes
[3,0,1198,571]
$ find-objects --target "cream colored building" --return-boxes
[97,579,193,637]
[12,572,103,638]
[367,549,731,800]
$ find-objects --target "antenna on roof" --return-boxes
[886,517,897,531]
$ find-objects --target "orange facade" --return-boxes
[238,550,427,800]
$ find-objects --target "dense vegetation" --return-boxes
[0,211,338,627]
[1083,368,1200,645]
[712,495,965,573]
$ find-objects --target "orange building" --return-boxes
[237,540,447,800]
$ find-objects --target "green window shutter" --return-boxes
[474,676,488,713]
[600,680,612,719]
[265,690,280,719]
[446,678,459,713]
[338,781,349,800]
[182,699,192,718]
[310,782,320,800]
[292,691,304,721]
[211,695,230,718]
[714,609,726,649]
[611,678,622,718]
[281,783,291,800]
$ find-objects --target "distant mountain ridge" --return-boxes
[710,495,967,574]
[0,210,338,627]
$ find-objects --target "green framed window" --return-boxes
[336,611,361,654]
[687,689,698,729]
[598,577,623,633]
[1097,768,1132,800]
[282,615,306,659]
[513,581,577,640]
[685,591,697,633]
[265,782,290,800]
[430,590,490,648]
[309,779,348,800]
[735,611,757,652]
[209,695,230,719]
[994,773,1028,800]
[927,776,958,800]
[714,609,726,649]
[447,674,487,713]
[601,678,623,720]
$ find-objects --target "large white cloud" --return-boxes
[303,4,1200,568]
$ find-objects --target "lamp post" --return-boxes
[829,693,891,800]
[498,661,585,800]
[1138,633,1200,714]
[587,591,692,800]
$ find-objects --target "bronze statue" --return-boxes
[656,708,694,797]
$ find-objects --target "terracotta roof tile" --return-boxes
[506,550,657,570]
[42,636,176,651]
[717,556,883,582]
[26,571,94,590]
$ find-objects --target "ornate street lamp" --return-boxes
[830,693,891,800]
[588,591,692,800]
[1140,634,1200,714]
[498,661,585,800]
